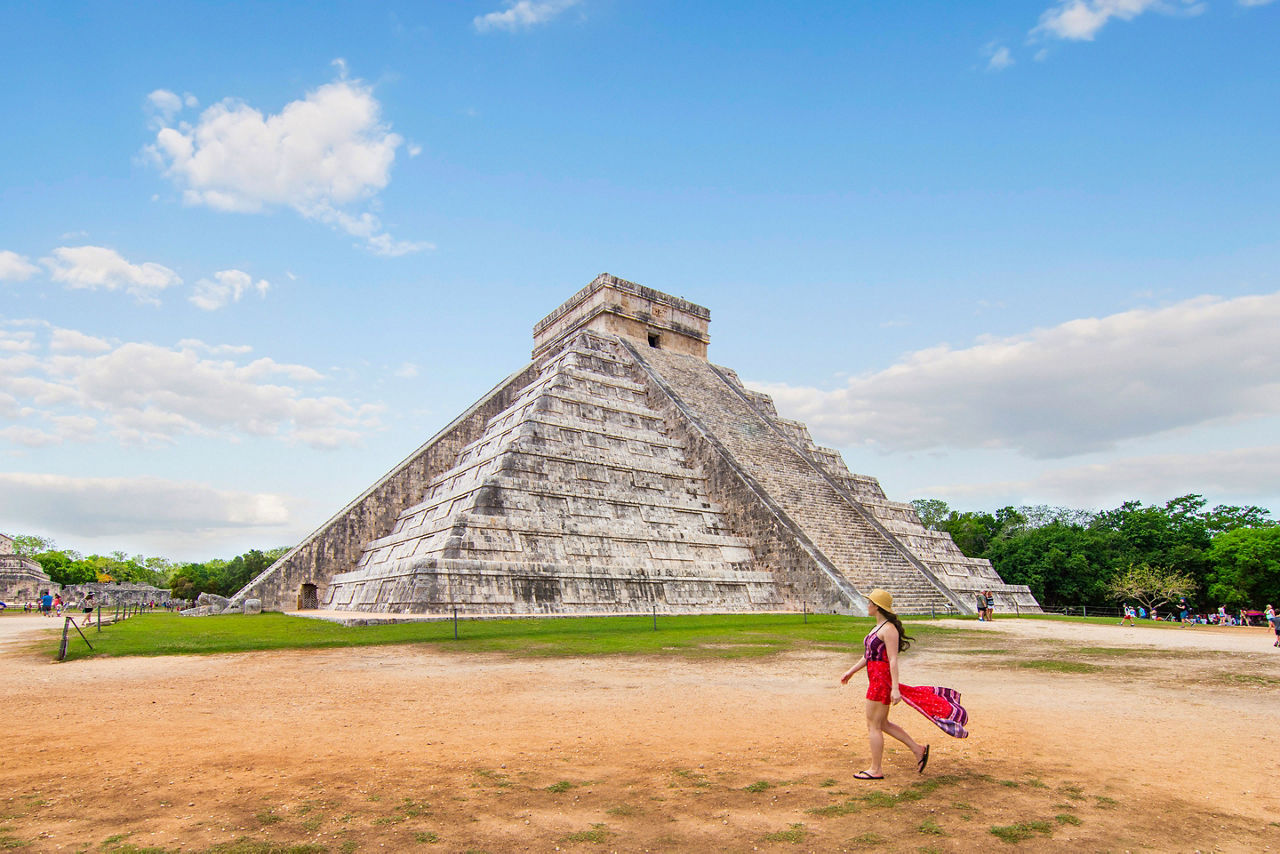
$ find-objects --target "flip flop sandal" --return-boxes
[917,745,930,774]
[853,771,884,780]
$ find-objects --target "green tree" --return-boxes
[1091,495,1213,600]
[1206,526,1280,608]
[937,510,1002,557]
[1107,562,1194,614]
[10,534,55,556]
[984,521,1126,606]
[35,551,95,586]
[1204,504,1274,536]
[168,563,214,600]
[910,499,951,531]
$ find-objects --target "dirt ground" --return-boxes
[1,615,1277,853]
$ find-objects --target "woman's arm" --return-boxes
[840,657,867,684]
[882,623,902,704]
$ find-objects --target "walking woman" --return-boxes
[840,589,969,779]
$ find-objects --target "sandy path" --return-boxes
[934,615,1278,652]
[0,616,1276,853]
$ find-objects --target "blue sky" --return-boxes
[2,0,1278,560]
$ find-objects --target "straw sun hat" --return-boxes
[867,588,894,614]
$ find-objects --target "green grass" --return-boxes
[1018,660,1103,674]
[1222,673,1280,687]
[743,780,771,793]
[545,781,575,793]
[97,842,327,854]
[989,821,1054,843]
[809,776,960,817]
[561,824,610,843]
[762,823,807,843]
[1055,813,1082,826]
[53,611,968,662]
[918,819,945,835]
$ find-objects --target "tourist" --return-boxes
[974,591,986,621]
[840,589,968,780]
[39,590,53,617]
[1120,604,1136,627]
[1179,597,1191,627]
[984,590,995,621]
[83,593,95,622]
[1266,605,1278,648]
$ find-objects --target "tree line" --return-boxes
[7,535,288,602]
[911,494,1279,611]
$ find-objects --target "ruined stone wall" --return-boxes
[232,364,541,610]
[61,582,170,607]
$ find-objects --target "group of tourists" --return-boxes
[972,590,995,621]
[16,591,98,618]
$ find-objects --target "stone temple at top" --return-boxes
[234,274,1039,616]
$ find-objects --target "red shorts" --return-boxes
[866,660,892,704]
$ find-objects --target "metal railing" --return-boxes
[56,602,158,661]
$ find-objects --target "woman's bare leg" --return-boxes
[881,718,926,764]
[864,700,889,776]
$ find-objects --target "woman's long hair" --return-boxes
[878,608,913,652]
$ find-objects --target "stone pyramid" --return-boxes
[234,275,1039,616]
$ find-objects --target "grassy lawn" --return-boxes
[51,611,969,662]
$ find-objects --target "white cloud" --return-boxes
[147,88,184,119]
[0,472,292,536]
[1032,0,1201,41]
[0,250,40,282]
[1,328,380,449]
[50,328,112,353]
[177,338,254,356]
[1238,0,1275,5]
[984,43,1015,71]
[752,291,1280,460]
[190,269,270,311]
[42,245,181,304]
[0,329,35,352]
[474,0,581,32]
[147,74,426,255]
[394,362,420,379]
